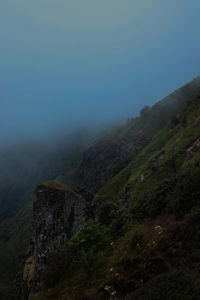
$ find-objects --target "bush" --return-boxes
[109,208,129,238]
[129,271,200,300]
[97,201,118,225]
[42,220,112,290]
[128,225,146,250]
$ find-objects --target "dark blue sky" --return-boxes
[0,0,200,143]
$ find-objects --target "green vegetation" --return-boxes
[2,78,200,299]
[97,95,200,219]
[130,271,200,300]
[33,89,200,299]
[61,77,200,193]
[40,180,70,191]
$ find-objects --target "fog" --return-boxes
[1,0,200,144]
[0,126,107,220]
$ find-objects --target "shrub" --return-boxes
[42,220,112,290]
[129,271,200,300]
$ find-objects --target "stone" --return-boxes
[14,181,87,299]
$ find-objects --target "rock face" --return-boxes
[78,131,148,192]
[14,181,87,299]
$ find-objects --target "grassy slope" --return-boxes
[62,77,200,193]
[97,94,200,218]
[1,77,200,299]
[32,93,200,299]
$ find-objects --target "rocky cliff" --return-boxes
[14,181,88,299]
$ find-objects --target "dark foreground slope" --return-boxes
[0,204,32,300]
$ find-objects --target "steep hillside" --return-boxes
[97,93,200,219]
[62,77,200,192]
[31,88,200,299]
[2,77,200,300]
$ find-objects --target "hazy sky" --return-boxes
[0,0,200,142]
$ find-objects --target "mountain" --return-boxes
[1,77,200,299]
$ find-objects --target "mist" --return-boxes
[0,126,107,220]
[1,0,200,144]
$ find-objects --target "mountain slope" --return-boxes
[2,77,200,299]
[62,76,200,192]
[97,93,200,219]
[28,82,200,299]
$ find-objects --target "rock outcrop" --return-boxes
[187,136,200,157]
[14,181,87,299]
